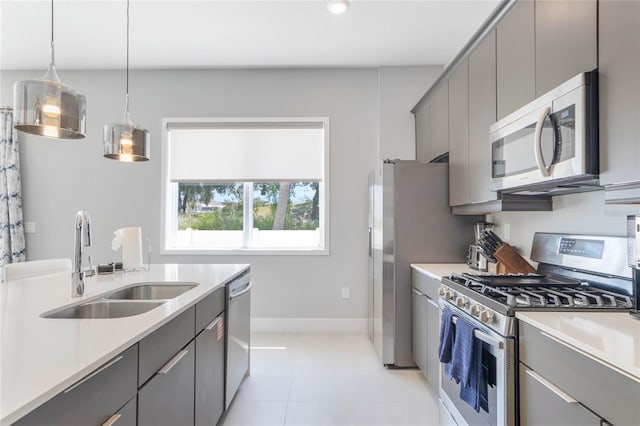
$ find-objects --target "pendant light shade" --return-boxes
[104,117,150,162]
[104,0,149,162]
[13,0,86,139]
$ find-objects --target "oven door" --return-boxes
[490,82,588,193]
[439,306,516,426]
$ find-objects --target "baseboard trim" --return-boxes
[251,318,367,333]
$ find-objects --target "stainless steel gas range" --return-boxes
[437,233,633,426]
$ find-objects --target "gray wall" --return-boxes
[0,67,437,324]
[489,191,640,257]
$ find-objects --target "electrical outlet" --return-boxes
[341,287,350,299]
[24,222,36,234]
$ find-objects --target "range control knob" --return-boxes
[438,286,447,297]
[445,290,455,301]
[455,296,467,308]
[479,309,495,324]
[470,304,481,317]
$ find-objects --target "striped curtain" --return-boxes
[0,107,25,266]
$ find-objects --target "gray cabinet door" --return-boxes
[107,396,137,426]
[425,297,440,395]
[496,0,535,119]
[138,340,196,426]
[195,314,225,426]
[430,82,449,161]
[139,306,195,386]
[415,100,431,163]
[411,288,428,375]
[598,0,640,186]
[468,30,497,204]
[448,60,469,206]
[535,0,597,95]
[519,363,601,426]
[14,345,138,426]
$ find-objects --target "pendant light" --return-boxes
[13,0,86,139]
[103,0,149,162]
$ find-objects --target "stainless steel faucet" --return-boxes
[71,210,91,297]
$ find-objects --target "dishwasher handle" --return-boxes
[230,281,253,301]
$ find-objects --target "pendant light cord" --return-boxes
[124,0,132,123]
[50,0,55,68]
[126,0,130,97]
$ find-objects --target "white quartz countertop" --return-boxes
[411,263,477,280]
[516,311,640,381]
[0,263,249,425]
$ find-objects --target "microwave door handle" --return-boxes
[534,107,553,177]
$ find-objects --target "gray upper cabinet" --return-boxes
[415,99,431,163]
[496,0,535,119]
[535,0,597,96]
[599,0,640,199]
[448,60,469,207]
[468,30,497,204]
[430,82,449,161]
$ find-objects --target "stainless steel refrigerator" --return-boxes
[367,160,480,367]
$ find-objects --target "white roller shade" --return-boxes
[168,124,324,182]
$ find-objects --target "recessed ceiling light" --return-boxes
[327,0,350,15]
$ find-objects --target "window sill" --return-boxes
[161,247,330,256]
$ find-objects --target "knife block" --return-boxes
[494,244,536,274]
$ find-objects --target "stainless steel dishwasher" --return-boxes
[225,270,252,408]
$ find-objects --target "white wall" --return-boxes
[489,191,640,257]
[378,66,442,161]
[0,67,436,330]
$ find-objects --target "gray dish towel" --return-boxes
[438,308,455,363]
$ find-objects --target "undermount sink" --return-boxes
[105,283,198,300]
[43,300,165,319]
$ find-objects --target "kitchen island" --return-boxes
[0,263,249,425]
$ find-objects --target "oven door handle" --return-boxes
[534,106,553,177]
[452,316,503,349]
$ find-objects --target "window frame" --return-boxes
[161,117,330,255]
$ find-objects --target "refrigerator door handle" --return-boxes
[368,227,373,257]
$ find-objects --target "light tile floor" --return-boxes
[220,333,440,426]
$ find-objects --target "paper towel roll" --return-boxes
[112,227,143,270]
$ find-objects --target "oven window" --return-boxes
[441,341,498,426]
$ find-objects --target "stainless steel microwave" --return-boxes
[489,71,598,195]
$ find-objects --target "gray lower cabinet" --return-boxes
[535,0,597,95]
[496,0,535,120]
[411,270,441,395]
[598,0,640,201]
[411,287,428,373]
[107,396,137,426]
[138,340,196,426]
[519,321,640,426]
[425,297,440,394]
[448,59,469,207]
[14,344,139,426]
[519,363,601,426]
[195,287,226,426]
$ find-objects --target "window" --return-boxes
[162,118,329,254]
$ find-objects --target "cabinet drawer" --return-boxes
[15,344,138,426]
[411,270,440,300]
[139,306,195,386]
[138,340,195,426]
[103,396,137,426]
[519,322,640,425]
[519,363,601,426]
[196,286,225,331]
